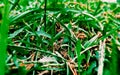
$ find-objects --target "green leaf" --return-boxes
[18,66,27,75]
[53,29,63,41]
[84,34,99,48]
[10,8,39,23]
[100,26,120,40]
[30,30,51,39]
[75,39,82,73]
[9,27,24,39]
[0,0,9,75]
[86,61,97,75]
[19,0,29,7]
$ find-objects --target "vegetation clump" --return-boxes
[0,0,120,75]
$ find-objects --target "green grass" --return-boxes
[0,0,120,75]
[75,39,82,74]
[0,0,9,75]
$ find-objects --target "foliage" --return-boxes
[0,0,120,75]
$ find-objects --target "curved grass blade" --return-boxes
[8,44,66,61]
[10,8,40,23]
[51,16,71,35]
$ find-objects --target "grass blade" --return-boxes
[75,39,82,74]
[0,1,9,75]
